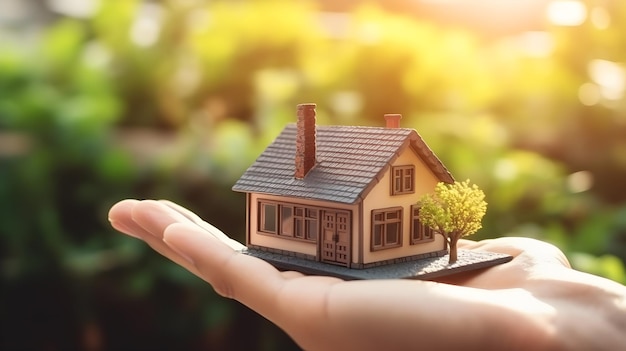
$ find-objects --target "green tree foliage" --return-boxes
[418,180,487,263]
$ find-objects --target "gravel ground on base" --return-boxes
[244,249,513,280]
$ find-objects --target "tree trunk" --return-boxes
[448,234,459,264]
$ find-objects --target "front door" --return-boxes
[321,210,351,266]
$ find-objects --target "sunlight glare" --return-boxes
[547,0,587,26]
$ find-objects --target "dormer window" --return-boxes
[391,165,415,195]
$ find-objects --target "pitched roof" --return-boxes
[232,124,454,204]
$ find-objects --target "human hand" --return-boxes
[108,199,626,351]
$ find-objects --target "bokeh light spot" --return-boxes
[590,6,611,29]
[567,170,594,193]
[588,59,626,101]
[578,82,601,106]
[547,0,587,26]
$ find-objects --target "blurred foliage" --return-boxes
[1,0,626,349]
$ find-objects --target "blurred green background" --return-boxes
[1,0,626,349]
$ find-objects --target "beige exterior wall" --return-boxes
[246,146,447,266]
[248,193,358,259]
[361,148,446,264]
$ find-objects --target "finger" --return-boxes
[280,270,307,280]
[436,237,571,289]
[108,199,201,276]
[158,200,246,251]
[130,200,194,238]
[108,199,144,239]
[163,222,297,325]
[112,199,291,324]
[463,237,571,268]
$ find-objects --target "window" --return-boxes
[391,165,415,195]
[410,205,434,244]
[371,207,403,250]
[293,208,318,241]
[281,206,293,236]
[258,201,318,241]
[260,202,278,234]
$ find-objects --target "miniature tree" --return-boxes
[418,180,487,264]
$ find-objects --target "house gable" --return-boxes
[359,143,447,264]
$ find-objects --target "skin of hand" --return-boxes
[108,199,626,351]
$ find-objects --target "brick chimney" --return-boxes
[384,114,402,128]
[295,103,317,179]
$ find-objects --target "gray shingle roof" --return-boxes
[232,124,454,204]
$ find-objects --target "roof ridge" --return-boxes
[233,123,453,204]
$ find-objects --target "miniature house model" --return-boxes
[233,104,455,269]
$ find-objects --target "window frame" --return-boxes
[259,201,278,234]
[391,165,415,195]
[294,207,319,241]
[410,205,435,244]
[280,205,294,237]
[257,200,319,242]
[371,207,403,251]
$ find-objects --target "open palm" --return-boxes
[109,199,626,351]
